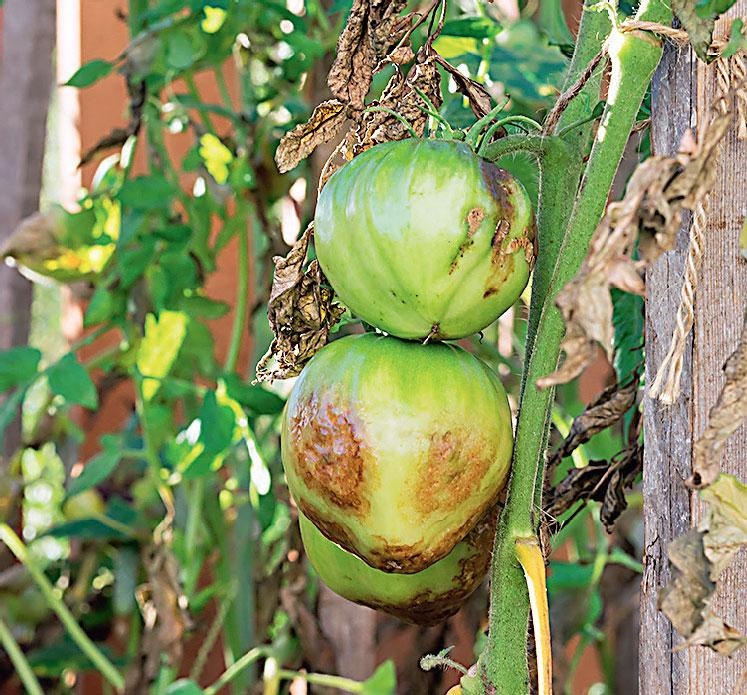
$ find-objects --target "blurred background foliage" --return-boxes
[0,1,645,693]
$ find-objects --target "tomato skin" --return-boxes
[314,138,535,340]
[300,507,495,626]
[281,334,512,574]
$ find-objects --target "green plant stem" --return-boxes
[214,66,234,112]
[224,199,251,372]
[0,616,44,695]
[478,1,670,691]
[204,645,270,695]
[527,0,611,365]
[0,524,125,692]
[277,669,365,692]
[185,73,216,134]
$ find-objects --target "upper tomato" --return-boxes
[314,138,535,340]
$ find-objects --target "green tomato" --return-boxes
[314,138,535,340]
[300,507,496,626]
[281,333,512,573]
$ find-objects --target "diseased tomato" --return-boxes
[281,333,513,574]
[300,507,496,625]
[314,138,535,340]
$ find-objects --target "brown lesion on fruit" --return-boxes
[449,206,486,274]
[357,507,498,625]
[506,232,536,267]
[289,393,369,515]
[467,206,485,234]
[416,429,495,514]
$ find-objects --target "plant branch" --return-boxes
[224,199,252,372]
[0,524,125,692]
[0,616,44,695]
[478,0,669,691]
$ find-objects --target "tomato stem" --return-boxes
[477,0,670,691]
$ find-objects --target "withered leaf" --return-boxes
[327,0,410,109]
[659,475,747,657]
[275,99,348,174]
[435,54,492,118]
[548,379,639,470]
[319,46,444,189]
[700,474,747,578]
[690,309,747,488]
[544,444,642,532]
[256,224,346,381]
[351,45,442,153]
[539,115,731,389]
[125,540,191,693]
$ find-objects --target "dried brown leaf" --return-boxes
[256,225,346,381]
[539,115,733,389]
[275,99,348,174]
[346,45,443,157]
[435,54,492,117]
[548,379,639,470]
[659,475,747,657]
[690,309,747,488]
[125,540,191,693]
[544,444,642,532]
[327,0,410,109]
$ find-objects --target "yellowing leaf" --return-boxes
[201,6,226,34]
[137,311,188,401]
[198,133,233,184]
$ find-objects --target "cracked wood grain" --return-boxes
[642,7,747,693]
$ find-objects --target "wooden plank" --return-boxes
[0,0,55,455]
[642,38,697,695]
[689,7,747,693]
[642,7,747,693]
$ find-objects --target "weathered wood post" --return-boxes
[641,5,747,693]
[0,0,56,456]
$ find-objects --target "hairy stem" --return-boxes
[478,1,669,691]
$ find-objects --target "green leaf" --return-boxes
[180,295,230,319]
[537,0,574,48]
[488,21,568,108]
[164,680,205,695]
[695,0,738,18]
[223,375,285,415]
[84,286,117,326]
[547,561,594,592]
[0,347,41,391]
[0,388,25,449]
[671,0,736,61]
[66,436,122,497]
[611,288,643,383]
[112,546,139,615]
[198,390,235,453]
[26,639,124,677]
[137,311,189,401]
[441,16,499,39]
[118,175,175,210]
[167,33,198,70]
[64,59,114,88]
[361,661,397,695]
[118,238,157,288]
[721,18,747,58]
[47,353,98,409]
[43,518,129,540]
